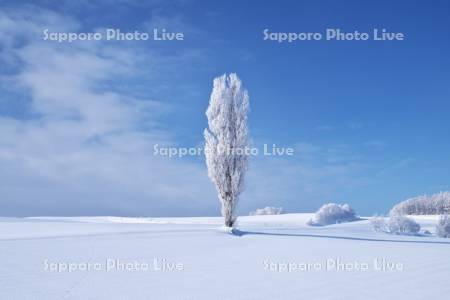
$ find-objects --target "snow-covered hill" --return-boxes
[1,214,449,299]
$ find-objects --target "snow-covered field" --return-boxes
[1,214,449,300]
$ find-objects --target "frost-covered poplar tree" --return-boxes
[204,73,249,228]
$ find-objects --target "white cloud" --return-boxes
[0,7,217,216]
[0,5,382,217]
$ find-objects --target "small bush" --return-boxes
[387,215,420,235]
[308,203,357,226]
[436,215,450,238]
[370,215,387,232]
[371,215,420,235]
[249,207,283,216]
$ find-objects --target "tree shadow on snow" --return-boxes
[233,229,450,245]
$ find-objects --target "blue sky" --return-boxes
[0,0,449,216]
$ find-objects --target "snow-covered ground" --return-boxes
[1,214,449,299]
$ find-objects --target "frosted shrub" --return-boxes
[370,216,387,232]
[387,215,420,235]
[308,203,357,226]
[249,207,283,216]
[371,215,421,235]
[436,215,450,238]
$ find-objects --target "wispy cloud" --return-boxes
[0,4,414,217]
[0,6,217,217]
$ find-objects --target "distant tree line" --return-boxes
[390,191,450,215]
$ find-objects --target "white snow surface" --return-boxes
[1,213,449,300]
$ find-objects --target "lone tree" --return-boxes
[204,73,249,228]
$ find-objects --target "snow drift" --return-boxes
[2,214,450,300]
